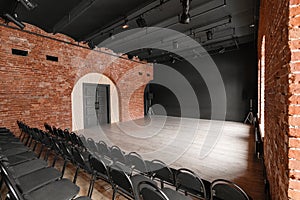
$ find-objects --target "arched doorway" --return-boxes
[71,73,119,131]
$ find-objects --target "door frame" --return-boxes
[83,83,111,128]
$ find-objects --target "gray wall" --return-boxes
[149,43,257,122]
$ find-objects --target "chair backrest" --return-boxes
[110,145,126,164]
[211,179,250,200]
[57,128,65,139]
[126,152,148,175]
[96,141,110,157]
[44,123,53,133]
[72,147,87,168]
[0,163,24,200]
[149,160,175,187]
[176,168,207,199]
[87,138,99,154]
[138,180,170,200]
[109,164,134,197]
[63,129,72,143]
[58,141,73,161]
[89,156,109,177]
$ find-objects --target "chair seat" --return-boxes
[23,179,80,200]
[10,159,48,178]
[162,188,192,200]
[18,167,61,194]
[5,151,37,165]
[0,142,27,150]
[1,147,30,156]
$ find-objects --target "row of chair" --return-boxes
[19,121,252,200]
[0,126,91,200]
[19,122,194,199]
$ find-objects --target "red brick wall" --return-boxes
[0,21,153,134]
[258,0,300,199]
[288,1,300,199]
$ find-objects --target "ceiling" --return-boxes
[0,0,259,63]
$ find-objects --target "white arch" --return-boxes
[71,73,119,131]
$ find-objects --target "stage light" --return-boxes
[4,13,25,29]
[179,0,191,24]
[122,19,129,29]
[136,16,147,27]
[18,0,37,10]
[206,30,213,40]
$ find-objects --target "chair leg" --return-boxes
[61,160,68,178]
[88,174,95,197]
[73,167,80,184]
[52,154,58,167]
[32,142,37,152]
[24,136,31,146]
[44,149,50,161]
[112,189,116,200]
[38,145,44,158]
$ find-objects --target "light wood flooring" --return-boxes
[75,116,265,200]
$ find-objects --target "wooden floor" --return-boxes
[1,116,266,200]
[74,116,265,200]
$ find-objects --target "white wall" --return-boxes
[71,73,119,131]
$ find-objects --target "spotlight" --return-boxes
[122,19,129,29]
[206,30,213,40]
[127,54,134,59]
[4,13,25,29]
[147,48,153,55]
[87,41,95,49]
[109,30,115,39]
[18,0,37,10]
[136,16,147,27]
[179,0,191,24]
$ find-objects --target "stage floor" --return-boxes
[74,115,265,200]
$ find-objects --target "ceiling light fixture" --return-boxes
[179,0,191,24]
[136,15,147,27]
[122,19,129,29]
[18,0,37,10]
[4,13,25,29]
[206,30,213,40]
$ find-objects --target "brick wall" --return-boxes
[0,20,153,134]
[258,0,300,199]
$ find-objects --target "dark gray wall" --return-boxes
[148,43,257,122]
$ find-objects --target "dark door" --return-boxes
[83,83,110,128]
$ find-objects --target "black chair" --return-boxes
[56,141,74,178]
[4,164,61,194]
[88,156,111,198]
[87,138,99,155]
[137,180,192,200]
[175,168,209,199]
[210,179,252,200]
[126,152,148,176]
[96,140,111,158]
[147,160,175,188]
[110,145,127,164]
[137,180,169,200]
[0,162,80,200]
[71,147,94,197]
[109,164,156,200]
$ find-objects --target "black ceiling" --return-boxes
[0,0,259,62]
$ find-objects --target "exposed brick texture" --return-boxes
[0,20,153,134]
[258,0,300,199]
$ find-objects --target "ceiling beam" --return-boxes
[84,0,226,44]
[52,0,98,34]
[82,0,171,42]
